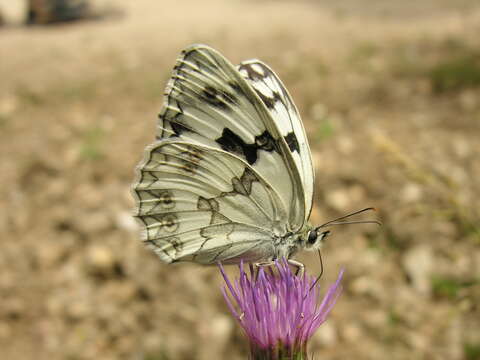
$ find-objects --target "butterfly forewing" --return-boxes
[157,45,306,229]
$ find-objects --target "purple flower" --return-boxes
[219,259,343,360]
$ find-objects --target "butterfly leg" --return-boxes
[254,261,275,268]
[253,261,275,280]
[287,259,305,277]
[255,260,305,277]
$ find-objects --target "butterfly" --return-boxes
[132,44,375,271]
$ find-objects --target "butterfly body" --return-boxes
[133,45,327,265]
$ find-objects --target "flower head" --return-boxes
[219,259,343,360]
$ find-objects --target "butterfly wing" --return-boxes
[238,60,315,220]
[133,45,311,264]
[155,44,306,231]
[133,140,278,264]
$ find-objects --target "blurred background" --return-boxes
[1,0,479,359]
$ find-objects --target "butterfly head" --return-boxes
[301,207,381,252]
[301,227,330,250]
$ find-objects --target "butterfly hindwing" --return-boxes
[134,140,284,263]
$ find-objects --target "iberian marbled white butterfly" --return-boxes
[132,45,375,271]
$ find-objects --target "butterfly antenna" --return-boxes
[316,207,379,230]
[309,249,324,292]
[322,220,382,227]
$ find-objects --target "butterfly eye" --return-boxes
[307,230,318,245]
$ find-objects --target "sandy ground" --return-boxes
[1,1,480,359]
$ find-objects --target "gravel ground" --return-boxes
[0,1,479,359]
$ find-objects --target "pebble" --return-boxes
[342,322,363,342]
[402,245,434,297]
[350,275,383,298]
[0,95,19,116]
[87,245,116,272]
[315,321,338,345]
[459,90,478,111]
[401,182,422,203]
[452,136,472,158]
[0,323,11,340]
[115,211,138,232]
[197,314,234,360]
[337,135,355,155]
[80,211,112,233]
[310,103,328,121]
[326,189,350,211]
[66,299,90,320]
[0,1,26,25]
[325,185,366,211]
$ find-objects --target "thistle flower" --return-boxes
[219,259,343,360]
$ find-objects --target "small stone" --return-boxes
[357,249,381,269]
[197,314,234,360]
[310,103,328,121]
[46,179,68,199]
[366,309,387,328]
[325,185,365,211]
[4,298,24,319]
[350,276,383,298]
[459,90,478,111]
[401,183,422,203]
[115,211,138,232]
[452,136,472,158]
[209,314,233,343]
[0,1,27,25]
[402,245,434,296]
[0,95,19,116]
[37,243,66,267]
[406,330,429,352]
[342,322,362,342]
[0,323,11,340]
[46,295,64,316]
[445,317,463,360]
[315,321,338,345]
[449,166,468,185]
[325,189,350,211]
[337,135,355,155]
[80,211,112,233]
[67,300,90,320]
[74,184,106,208]
[311,150,322,172]
[87,245,116,272]
[348,184,366,203]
